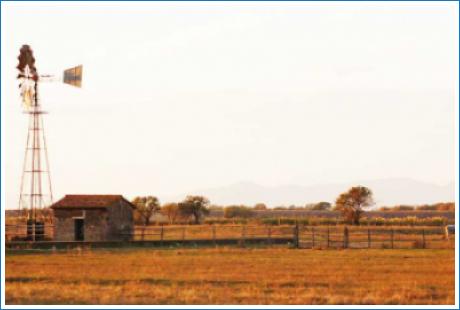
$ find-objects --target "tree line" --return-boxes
[132,195,210,226]
[379,202,454,212]
[134,186,454,226]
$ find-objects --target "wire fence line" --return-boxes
[5,224,455,249]
[296,226,454,249]
[126,225,296,242]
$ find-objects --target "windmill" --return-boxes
[17,45,82,241]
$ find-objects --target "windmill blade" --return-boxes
[63,65,83,87]
[17,45,38,80]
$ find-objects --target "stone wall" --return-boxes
[53,209,109,241]
[84,209,109,241]
[107,200,134,241]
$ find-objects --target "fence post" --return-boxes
[391,229,394,249]
[268,226,272,245]
[182,226,186,241]
[294,223,299,249]
[422,229,426,249]
[241,225,246,246]
[343,226,349,249]
[312,227,315,248]
[368,229,371,248]
[160,225,164,242]
[142,226,145,241]
[327,226,330,248]
[212,225,216,244]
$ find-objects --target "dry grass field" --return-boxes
[5,247,455,305]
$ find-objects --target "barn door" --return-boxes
[74,219,84,241]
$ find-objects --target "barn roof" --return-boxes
[50,195,135,209]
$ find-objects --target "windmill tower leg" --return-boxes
[18,96,53,241]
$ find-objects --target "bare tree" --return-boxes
[161,203,180,224]
[132,196,160,226]
[178,195,210,224]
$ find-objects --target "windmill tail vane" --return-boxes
[63,65,83,87]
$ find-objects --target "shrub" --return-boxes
[373,217,385,226]
[280,218,296,225]
[401,216,417,226]
[393,205,415,211]
[433,202,455,211]
[311,202,332,211]
[204,218,232,225]
[416,205,438,211]
[261,218,279,225]
[386,217,402,226]
[253,203,267,210]
[424,217,445,226]
[224,206,254,219]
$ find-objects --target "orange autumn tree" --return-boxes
[335,186,374,225]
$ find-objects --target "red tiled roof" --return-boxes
[50,195,135,209]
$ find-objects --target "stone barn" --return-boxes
[50,195,135,241]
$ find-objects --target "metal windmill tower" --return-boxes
[17,45,82,240]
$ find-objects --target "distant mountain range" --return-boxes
[166,179,455,207]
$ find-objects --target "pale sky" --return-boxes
[2,2,458,208]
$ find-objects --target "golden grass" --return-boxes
[5,247,454,305]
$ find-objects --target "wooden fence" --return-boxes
[131,225,453,249]
[132,225,294,242]
[5,224,455,249]
[296,226,454,249]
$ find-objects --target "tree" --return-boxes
[416,203,454,211]
[392,205,415,211]
[311,202,332,211]
[304,203,315,210]
[335,186,374,225]
[132,196,160,226]
[434,202,455,211]
[178,195,210,224]
[253,203,267,210]
[161,203,180,224]
[224,205,254,218]
[416,204,438,211]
